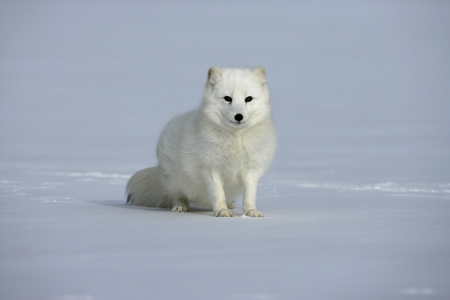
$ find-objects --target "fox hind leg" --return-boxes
[171,194,189,213]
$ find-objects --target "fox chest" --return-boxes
[201,136,260,175]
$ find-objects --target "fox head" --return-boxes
[202,66,271,130]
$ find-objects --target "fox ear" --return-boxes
[207,66,221,87]
[254,66,266,85]
[254,66,266,77]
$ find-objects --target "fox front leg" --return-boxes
[242,172,264,217]
[201,170,233,217]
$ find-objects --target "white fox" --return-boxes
[126,66,276,217]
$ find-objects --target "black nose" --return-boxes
[234,114,243,122]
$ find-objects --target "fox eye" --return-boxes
[245,96,253,103]
[224,96,232,103]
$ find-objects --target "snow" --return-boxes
[1,1,450,299]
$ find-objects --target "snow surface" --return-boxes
[1,1,450,299]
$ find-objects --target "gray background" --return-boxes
[1,1,449,299]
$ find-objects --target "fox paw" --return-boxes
[245,209,264,218]
[228,202,237,209]
[172,205,189,213]
[216,208,233,217]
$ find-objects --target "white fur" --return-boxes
[126,66,276,217]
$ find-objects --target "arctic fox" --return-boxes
[126,66,276,217]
